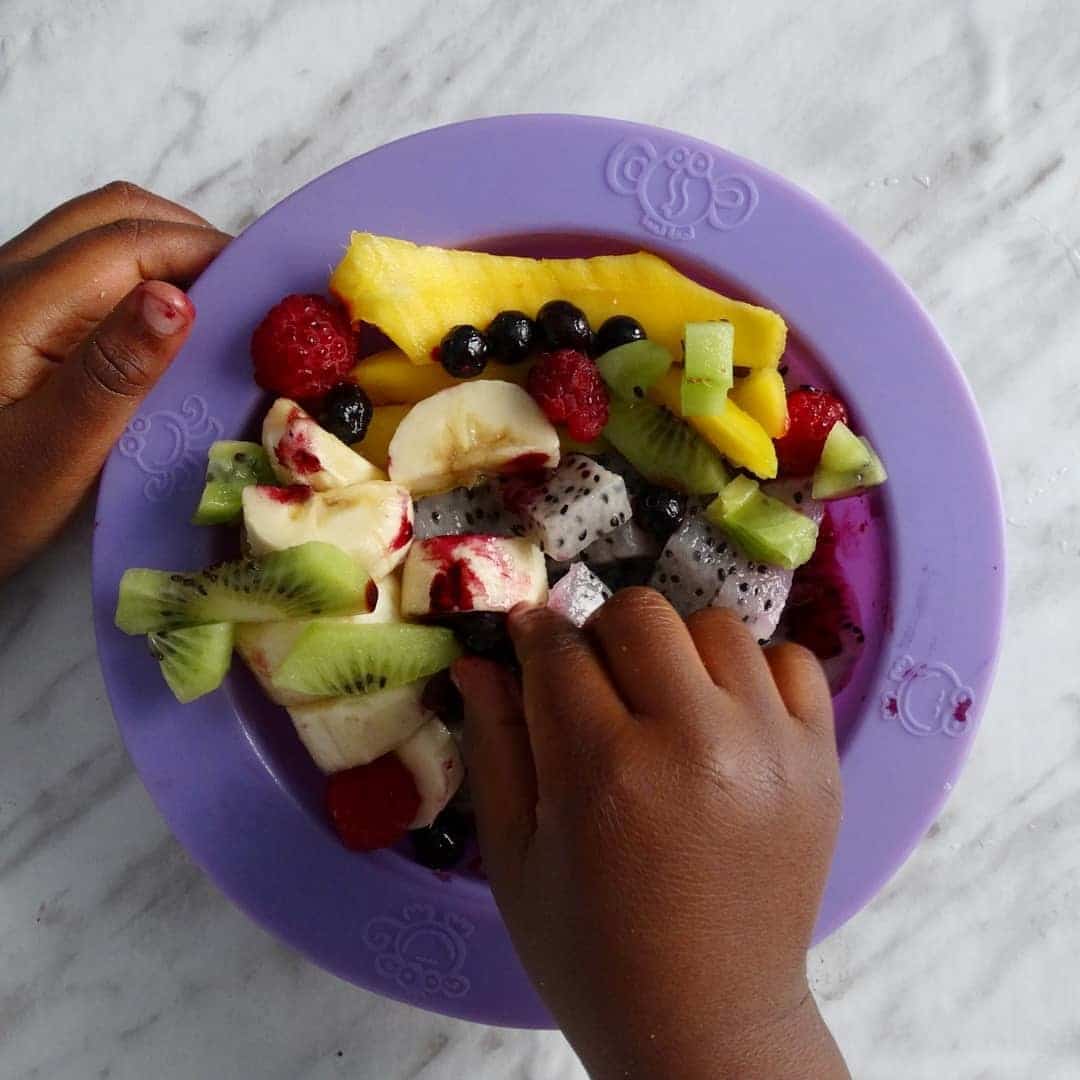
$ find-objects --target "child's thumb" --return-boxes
[0,281,195,578]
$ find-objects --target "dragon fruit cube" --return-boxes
[413,482,520,540]
[507,454,631,561]
[547,561,612,627]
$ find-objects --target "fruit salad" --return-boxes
[114,233,886,869]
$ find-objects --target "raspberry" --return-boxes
[775,388,849,475]
[251,294,357,401]
[326,753,420,851]
[527,349,609,442]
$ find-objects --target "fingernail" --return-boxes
[139,281,193,337]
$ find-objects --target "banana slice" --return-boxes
[242,481,413,580]
[288,678,432,773]
[263,398,383,490]
[235,576,400,706]
[401,535,547,616]
[387,381,559,496]
[396,717,465,828]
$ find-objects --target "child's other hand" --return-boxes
[455,590,849,1080]
[0,182,229,580]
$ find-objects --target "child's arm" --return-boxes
[0,183,229,580]
[455,589,850,1079]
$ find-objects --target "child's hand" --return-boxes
[0,182,229,580]
[455,589,849,1080]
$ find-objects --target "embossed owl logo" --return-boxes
[881,656,974,738]
[118,395,221,502]
[605,138,758,242]
[364,903,473,999]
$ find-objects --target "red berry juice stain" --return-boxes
[502,452,552,475]
[422,535,505,613]
[782,511,863,693]
[365,579,380,611]
[953,696,972,725]
[275,411,322,475]
[389,513,414,552]
[265,485,312,504]
[883,695,898,718]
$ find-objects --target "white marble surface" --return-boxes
[1,0,1078,1076]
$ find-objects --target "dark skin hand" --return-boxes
[0,182,230,581]
[455,590,849,1079]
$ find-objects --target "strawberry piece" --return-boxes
[326,753,420,851]
[251,294,358,401]
[527,349,609,442]
[775,389,849,476]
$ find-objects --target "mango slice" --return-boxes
[730,369,789,439]
[331,233,786,368]
[649,369,777,479]
[350,349,532,405]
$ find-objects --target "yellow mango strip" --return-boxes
[649,369,777,479]
[330,233,786,368]
[730,369,789,439]
[350,349,532,405]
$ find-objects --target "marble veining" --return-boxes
[2,1,1079,1077]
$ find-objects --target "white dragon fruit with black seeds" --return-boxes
[413,483,519,540]
[582,519,659,565]
[507,454,631,561]
[547,561,612,627]
[650,480,823,641]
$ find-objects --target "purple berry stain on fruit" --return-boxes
[265,485,313,504]
[781,512,863,694]
[275,408,322,475]
[365,579,380,611]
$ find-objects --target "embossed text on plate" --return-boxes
[605,138,758,242]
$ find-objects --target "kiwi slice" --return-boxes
[192,441,275,525]
[271,623,462,697]
[115,542,370,635]
[597,340,673,401]
[681,321,734,416]
[147,623,234,703]
[603,397,729,494]
[812,425,887,500]
[707,476,819,569]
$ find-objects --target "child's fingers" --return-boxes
[685,607,788,720]
[584,588,718,723]
[764,643,834,739]
[0,181,214,267]
[455,657,537,864]
[508,604,631,790]
[4,220,229,360]
[0,281,195,579]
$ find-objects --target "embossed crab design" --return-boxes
[117,394,221,501]
[363,903,473,998]
[605,138,758,241]
[880,655,974,738]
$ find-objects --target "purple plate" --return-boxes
[92,115,1005,1028]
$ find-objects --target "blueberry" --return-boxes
[595,315,645,355]
[420,670,465,731]
[536,300,593,352]
[445,611,515,664]
[411,808,468,870]
[439,325,489,378]
[318,382,373,443]
[635,486,687,540]
[486,310,535,365]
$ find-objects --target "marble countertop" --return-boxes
[2,1,1078,1077]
